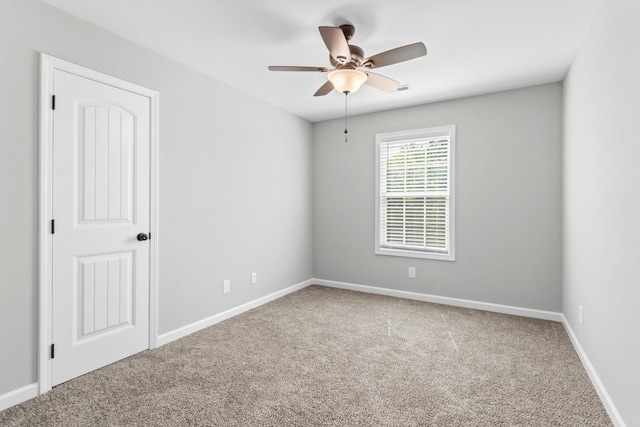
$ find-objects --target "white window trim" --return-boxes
[375,125,456,261]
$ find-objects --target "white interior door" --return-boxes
[51,69,151,386]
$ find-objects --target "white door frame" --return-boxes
[38,53,160,394]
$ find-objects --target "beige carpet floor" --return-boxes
[1,285,612,426]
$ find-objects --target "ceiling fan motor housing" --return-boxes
[330,45,364,69]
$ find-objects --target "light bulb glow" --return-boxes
[328,69,368,94]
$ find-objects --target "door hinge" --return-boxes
[51,219,55,234]
[50,344,55,359]
[52,95,56,110]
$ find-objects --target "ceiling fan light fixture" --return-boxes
[328,69,368,94]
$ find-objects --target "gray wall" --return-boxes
[563,0,640,424]
[0,0,313,395]
[313,84,563,311]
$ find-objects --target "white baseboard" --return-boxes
[158,278,563,348]
[561,316,626,427]
[0,383,38,412]
[156,279,314,347]
[313,278,563,322]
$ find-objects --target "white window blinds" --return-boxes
[376,126,455,260]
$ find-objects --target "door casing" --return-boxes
[38,53,160,394]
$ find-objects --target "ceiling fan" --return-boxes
[268,24,427,96]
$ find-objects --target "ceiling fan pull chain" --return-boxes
[344,91,349,142]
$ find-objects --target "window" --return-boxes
[375,125,455,261]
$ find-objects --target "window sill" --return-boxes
[375,247,455,261]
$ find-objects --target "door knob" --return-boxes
[137,233,149,241]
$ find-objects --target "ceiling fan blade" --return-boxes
[364,72,400,92]
[313,81,334,97]
[268,66,328,72]
[319,26,351,65]
[362,42,427,69]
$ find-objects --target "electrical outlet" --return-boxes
[251,272,257,284]
[408,267,416,279]
[579,305,583,325]
[222,280,230,294]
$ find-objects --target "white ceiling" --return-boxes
[42,0,602,122]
